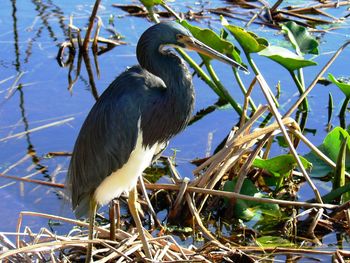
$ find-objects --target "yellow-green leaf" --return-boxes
[180,20,242,64]
[221,17,268,54]
[259,46,317,72]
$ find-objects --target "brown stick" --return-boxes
[82,0,102,51]
[145,183,337,209]
[288,1,350,13]
[277,10,332,23]
[0,173,64,188]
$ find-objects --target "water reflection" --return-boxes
[10,0,50,177]
[56,12,125,101]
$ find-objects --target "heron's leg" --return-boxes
[85,197,97,263]
[128,187,152,260]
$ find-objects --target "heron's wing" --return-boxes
[67,66,164,218]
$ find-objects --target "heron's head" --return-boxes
[137,21,248,73]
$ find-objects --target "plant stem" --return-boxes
[290,70,309,112]
[205,62,243,115]
[339,96,350,128]
[246,53,279,107]
[82,0,101,51]
[233,68,257,112]
[176,49,223,97]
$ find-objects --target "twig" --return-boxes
[172,177,190,211]
[246,6,267,27]
[138,176,162,228]
[0,117,74,142]
[270,0,284,13]
[0,173,64,188]
[307,208,324,245]
[145,183,338,209]
[239,77,257,129]
[15,211,110,248]
[277,10,332,23]
[233,137,266,194]
[256,74,323,203]
[161,3,182,21]
[82,0,101,51]
[288,1,350,13]
[185,193,217,241]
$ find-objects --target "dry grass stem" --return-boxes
[0,117,74,142]
[256,74,323,203]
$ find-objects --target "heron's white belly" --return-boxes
[94,131,157,206]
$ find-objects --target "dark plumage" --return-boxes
[67,22,195,218]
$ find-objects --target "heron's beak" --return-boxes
[181,36,249,73]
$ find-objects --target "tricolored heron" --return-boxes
[67,21,247,262]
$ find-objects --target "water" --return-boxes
[0,0,349,251]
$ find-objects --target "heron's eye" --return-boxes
[176,34,185,41]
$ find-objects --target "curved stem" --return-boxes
[246,53,279,107]
[145,6,160,23]
[233,68,257,112]
[205,62,243,115]
[160,3,182,21]
[176,49,224,97]
[339,96,350,128]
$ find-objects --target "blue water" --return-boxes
[0,0,349,251]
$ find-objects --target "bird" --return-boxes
[67,21,247,262]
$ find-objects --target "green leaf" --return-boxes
[333,137,347,190]
[223,179,281,221]
[253,154,312,178]
[258,46,317,72]
[180,20,242,64]
[328,73,350,98]
[221,17,268,54]
[304,127,350,178]
[333,137,350,204]
[139,0,163,8]
[256,236,296,248]
[281,21,319,55]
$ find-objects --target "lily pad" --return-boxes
[328,73,350,98]
[180,20,242,64]
[223,178,281,221]
[221,17,268,54]
[282,21,319,55]
[258,46,317,72]
[253,154,312,183]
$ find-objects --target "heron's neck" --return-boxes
[141,48,192,95]
[138,47,195,146]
